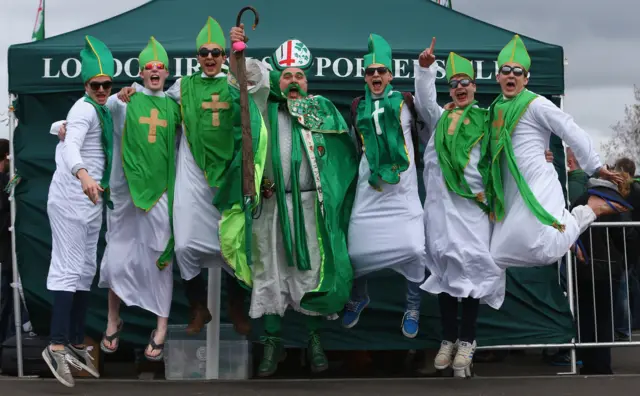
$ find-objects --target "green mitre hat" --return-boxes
[80,35,114,83]
[139,36,170,71]
[196,16,226,51]
[445,52,474,81]
[498,34,531,71]
[267,39,313,72]
[363,34,392,71]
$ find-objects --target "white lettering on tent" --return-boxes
[475,60,492,80]
[332,58,353,78]
[113,58,123,78]
[355,58,364,78]
[61,58,81,79]
[435,59,447,80]
[315,57,331,77]
[393,59,411,78]
[174,58,184,78]
[43,58,60,78]
[124,58,139,78]
[186,58,199,76]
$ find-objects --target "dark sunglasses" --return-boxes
[365,66,389,76]
[500,65,526,77]
[144,62,165,70]
[89,81,112,91]
[198,48,224,58]
[449,79,473,89]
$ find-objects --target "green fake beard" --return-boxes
[283,83,308,98]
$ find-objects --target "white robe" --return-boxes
[490,94,601,268]
[249,108,330,319]
[148,61,270,281]
[414,64,505,309]
[97,89,175,318]
[347,91,427,283]
[47,96,105,292]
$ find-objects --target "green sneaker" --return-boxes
[258,336,285,377]
[308,332,328,373]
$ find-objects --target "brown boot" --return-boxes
[228,296,251,336]
[186,303,212,335]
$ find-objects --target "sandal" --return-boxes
[100,319,123,354]
[144,329,165,362]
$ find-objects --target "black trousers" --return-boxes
[184,272,246,307]
[439,293,480,343]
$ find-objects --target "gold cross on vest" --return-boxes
[492,109,505,141]
[202,94,230,127]
[139,108,167,143]
[447,109,469,135]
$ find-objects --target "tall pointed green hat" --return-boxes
[445,52,474,81]
[80,35,114,83]
[498,34,531,70]
[267,39,313,72]
[139,36,170,71]
[363,34,392,71]
[196,16,226,51]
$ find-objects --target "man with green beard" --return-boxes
[247,39,359,377]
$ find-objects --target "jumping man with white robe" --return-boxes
[343,34,427,336]
[42,35,112,387]
[486,35,626,269]
[248,39,359,377]
[54,37,180,361]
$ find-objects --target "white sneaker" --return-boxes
[452,340,476,378]
[67,345,100,378]
[434,340,458,370]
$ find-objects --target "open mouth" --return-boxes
[455,90,468,101]
[506,81,516,89]
[372,80,382,90]
[150,75,160,83]
[205,60,217,68]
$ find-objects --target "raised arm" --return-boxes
[414,38,444,134]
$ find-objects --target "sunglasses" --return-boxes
[198,48,224,58]
[500,65,526,77]
[449,79,473,89]
[144,62,165,70]
[89,81,112,91]
[365,67,389,76]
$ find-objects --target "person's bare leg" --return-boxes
[146,316,168,358]
[103,289,122,350]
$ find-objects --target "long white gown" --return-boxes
[414,64,505,309]
[347,91,427,284]
[47,97,105,293]
[489,94,601,268]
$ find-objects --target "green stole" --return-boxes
[355,85,409,190]
[180,73,237,187]
[84,94,113,209]
[484,89,565,231]
[267,95,349,271]
[434,101,490,212]
[121,93,179,269]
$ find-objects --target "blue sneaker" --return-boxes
[401,309,420,338]
[342,296,370,329]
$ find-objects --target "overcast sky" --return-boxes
[1,0,637,160]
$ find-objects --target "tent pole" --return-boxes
[8,93,24,378]
[205,267,221,379]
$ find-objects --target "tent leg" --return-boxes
[8,93,24,378]
[205,266,221,379]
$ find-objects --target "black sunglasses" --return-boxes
[500,65,526,77]
[198,48,225,58]
[365,66,389,76]
[89,81,112,91]
[449,79,473,89]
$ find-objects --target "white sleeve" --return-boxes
[531,97,602,176]
[166,79,181,104]
[414,63,445,134]
[61,103,94,176]
[49,120,66,136]
[105,93,124,116]
[228,58,270,115]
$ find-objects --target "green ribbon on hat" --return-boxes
[80,35,114,83]
[139,36,170,71]
[498,34,531,70]
[196,16,226,51]
[445,52,474,81]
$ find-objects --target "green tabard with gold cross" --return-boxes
[122,93,180,211]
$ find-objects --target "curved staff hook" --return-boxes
[232,6,259,52]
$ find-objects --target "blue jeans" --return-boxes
[615,269,640,335]
[49,291,90,346]
[351,277,422,311]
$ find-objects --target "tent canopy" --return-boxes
[8,0,564,95]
